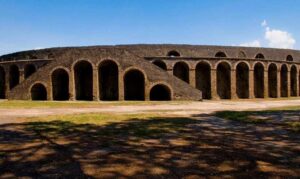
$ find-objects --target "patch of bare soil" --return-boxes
[0,111,299,178]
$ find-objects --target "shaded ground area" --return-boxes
[0,108,299,178]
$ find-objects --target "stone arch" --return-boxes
[152,60,167,70]
[268,63,278,98]
[24,64,36,79]
[98,60,119,101]
[255,53,265,59]
[31,83,47,101]
[196,61,211,99]
[173,61,189,83]
[9,65,20,89]
[254,62,264,98]
[74,60,93,101]
[290,65,297,96]
[287,55,293,62]
[280,64,288,97]
[236,62,249,99]
[215,51,227,58]
[238,51,247,58]
[0,66,5,99]
[124,69,145,100]
[150,84,171,101]
[217,62,231,99]
[167,50,180,57]
[52,68,69,101]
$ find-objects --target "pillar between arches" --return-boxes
[277,71,281,98]
[93,67,99,101]
[287,70,291,97]
[264,71,269,98]
[189,69,196,88]
[249,69,255,99]
[69,69,75,101]
[231,69,237,99]
[211,69,218,100]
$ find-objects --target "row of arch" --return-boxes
[0,64,37,98]
[153,59,299,99]
[31,60,172,101]
[167,50,294,61]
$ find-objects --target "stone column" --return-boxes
[264,71,269,98]
[69,69,75,101]
[189,69,196,88]
[277,71,281,98]
[231,69,238,99]
[211,69,218,100]
[249,69,255,99]
[118,71,124,101]
[19,69,25,82]
[167,69,173,75]
[287,70,291,97]
[296,70,299,96]
[93,68,99,101]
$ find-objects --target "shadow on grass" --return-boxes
[0,116,299,178]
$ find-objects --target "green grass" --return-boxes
[215,111,271,124]
[0,100,189,109]
[287,122,300,132]
[24,113,196,138]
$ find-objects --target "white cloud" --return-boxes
[240,20,296,49]
[239,40,261,47]
[261,20,267,27]
[265,27,296,49]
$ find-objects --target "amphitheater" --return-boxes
[0,44,299,101]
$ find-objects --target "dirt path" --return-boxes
[0,99,300,123]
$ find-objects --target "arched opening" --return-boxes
[150,84,171,101]
[268,64,278,98]
[9,65,20,89]
[196,62,211,99]
[217,62,231,99]
[215,52,227,58]
[280,65,288,97]
[255,53,265,59]
[24,64,36,79]
[254,63,264,98]
[31,83,47,101]
[152,60,167,70]
[74,61,93,101]
[238,51,247,58]
[99,60,119,101]
[290,66,297,96]
[52,69,69,101]
[167,50,180,57]
[236,62,249,99]
[0,66,5,99]
[124,69,145,100]
[173,62,189,83]
[287,55,293,62]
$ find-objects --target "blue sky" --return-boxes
[0,0,299,55]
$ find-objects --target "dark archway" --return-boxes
[173,62,189,83]
[150,84,171,101]
[74,61,93,101]
[52,69,69,101]
[167,50,180,57]
[254,63,264,98]
[152,60,167,70]
[290,66,297,96]
[215,52,227,58]
[196,62,211,99]
[99,60,119,101]
[236,62,249,99]
[124,69,145,100]
[31,83,47,101]
[255,53,265,59]
[9,65,20,89]
[287,55,293,62]
[24,64,36,79]
[217,62,231,99]
[0,66,5,99]
[280,65,288,97]
[268,63,278,98]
